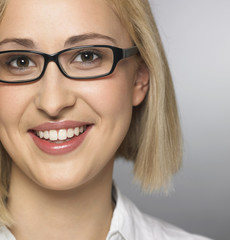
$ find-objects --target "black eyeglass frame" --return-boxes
[0,45,139,84]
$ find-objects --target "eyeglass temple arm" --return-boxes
[123,46,139,58]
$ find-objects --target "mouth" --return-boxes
[29,121,93,155]
[31,125,88,144]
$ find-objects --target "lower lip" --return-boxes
[29,126,92,155]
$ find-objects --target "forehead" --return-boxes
[0,0,131,49]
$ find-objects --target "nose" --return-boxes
[34,62,77,118]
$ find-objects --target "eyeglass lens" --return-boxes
[0,47,115,82]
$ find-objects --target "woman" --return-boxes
[0,0,212,239]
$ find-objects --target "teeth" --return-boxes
[50,130,58,141]
[58,129,67,141]
[74,127,80,136]
[39,131,44,138]
[44,131,49,139]
[35,126,87,141]
[67,128,74,138]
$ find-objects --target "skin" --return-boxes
[0,0,149,239]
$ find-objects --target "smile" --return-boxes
[35,126,87,142]
[29,121,92,155]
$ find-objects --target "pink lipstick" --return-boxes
[29,121,93,155]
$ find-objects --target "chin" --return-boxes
[31,168,98,192]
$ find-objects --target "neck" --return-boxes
[8,161,114,240]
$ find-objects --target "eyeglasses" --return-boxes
[0,45,138,84]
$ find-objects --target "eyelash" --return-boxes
[73,50,103,63]
[6,56,35,69]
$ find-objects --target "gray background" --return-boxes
[113,1,230,240]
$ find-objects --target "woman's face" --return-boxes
[0,0,148,190]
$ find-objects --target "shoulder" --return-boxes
[115,188,214,240]
[133,210,213,240]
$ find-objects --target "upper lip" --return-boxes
[29,120,92,132]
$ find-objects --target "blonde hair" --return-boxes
[0,0,182,226]
[0,0,6,21]
[110,0,182,190]
[0,0,13,227]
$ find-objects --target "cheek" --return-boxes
[0,87,18,125]
[100,84,132,115]
[83,61,136,119]
[76,70,135,156]
[0,86,32,131]
[82,76,134,120]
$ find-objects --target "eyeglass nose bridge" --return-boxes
[41,52,66,78]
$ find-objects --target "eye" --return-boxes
[8,56,36,68]
[74,51,100,63]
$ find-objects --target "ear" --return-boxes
[132,61,149,106]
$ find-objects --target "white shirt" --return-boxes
[106,186,214,240]
[0,186,214,240]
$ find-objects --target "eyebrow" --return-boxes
[0,38,36,48]
[64,33,117,47]
[0,33,117,49]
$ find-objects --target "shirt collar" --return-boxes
[106,184,136,240]
[0,226,15,240]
